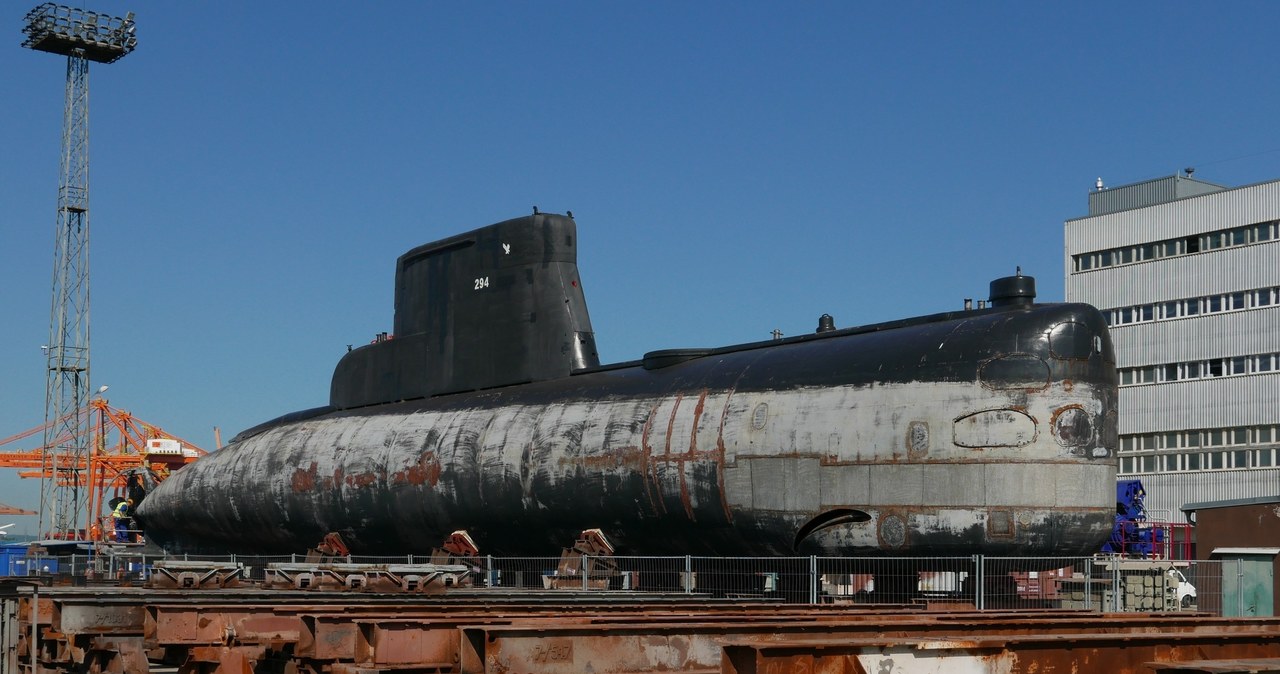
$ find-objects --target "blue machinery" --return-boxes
[1102,479,1165,557]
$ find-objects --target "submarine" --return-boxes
[137,212,1118,557]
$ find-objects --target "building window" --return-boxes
[1119,350,1280,386]
[1118,424,1280,476]
[1072,218,1280,273]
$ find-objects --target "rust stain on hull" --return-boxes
[291,463,318,493]
[391,451,441,487]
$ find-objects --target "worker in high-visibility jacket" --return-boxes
[113,499,132,543]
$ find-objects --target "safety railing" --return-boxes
[2,551,1232,614]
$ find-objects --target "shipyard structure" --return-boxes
[16,212,1280,674]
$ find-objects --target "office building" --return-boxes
[1064,173,1280,521]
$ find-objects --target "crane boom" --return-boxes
[0,399,206,539]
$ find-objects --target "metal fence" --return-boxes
[4,551,1240,615]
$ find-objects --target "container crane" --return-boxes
[0,399,206,540]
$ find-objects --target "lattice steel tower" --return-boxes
[21,3,135,537]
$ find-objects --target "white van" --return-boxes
[1168,567,1197,608]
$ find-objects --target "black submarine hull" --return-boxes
[137,214,1118,556]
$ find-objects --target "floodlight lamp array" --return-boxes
[21,3,136,64]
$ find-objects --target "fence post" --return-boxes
[1112,559,1122,612]
[809,556,818,605]
[1085,558,1093,611]
[684,555,692,594]
[973,555,984,610]
[487,555,495,587]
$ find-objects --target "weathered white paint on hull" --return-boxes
[142,374,1114,555]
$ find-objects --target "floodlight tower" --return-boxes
[21,3,136,538]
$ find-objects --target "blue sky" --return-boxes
[2,2,1279,534]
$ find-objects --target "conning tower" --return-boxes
[330,213,599,408]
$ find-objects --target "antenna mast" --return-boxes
[22,3,136,538]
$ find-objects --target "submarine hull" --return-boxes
[139,301,1118,557]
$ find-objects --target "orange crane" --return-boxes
[0,399,207,540]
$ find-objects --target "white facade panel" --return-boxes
[1066,179,1280,254]
[1139,469,1280,520]
[1068,242,1280,307]
[1111,308,1280,365]
[1120,374,1280,434]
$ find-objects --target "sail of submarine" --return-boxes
[136,212,1118,556]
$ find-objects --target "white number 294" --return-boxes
[474,277,490,290]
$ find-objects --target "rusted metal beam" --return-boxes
[720,634,1280,674]
[11,583,1280,674]
[1147,659,1280,674]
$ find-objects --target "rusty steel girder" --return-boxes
[720,635,1280,674]
[10,582,1280,674]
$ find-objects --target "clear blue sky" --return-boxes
[2,2,1279,534]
